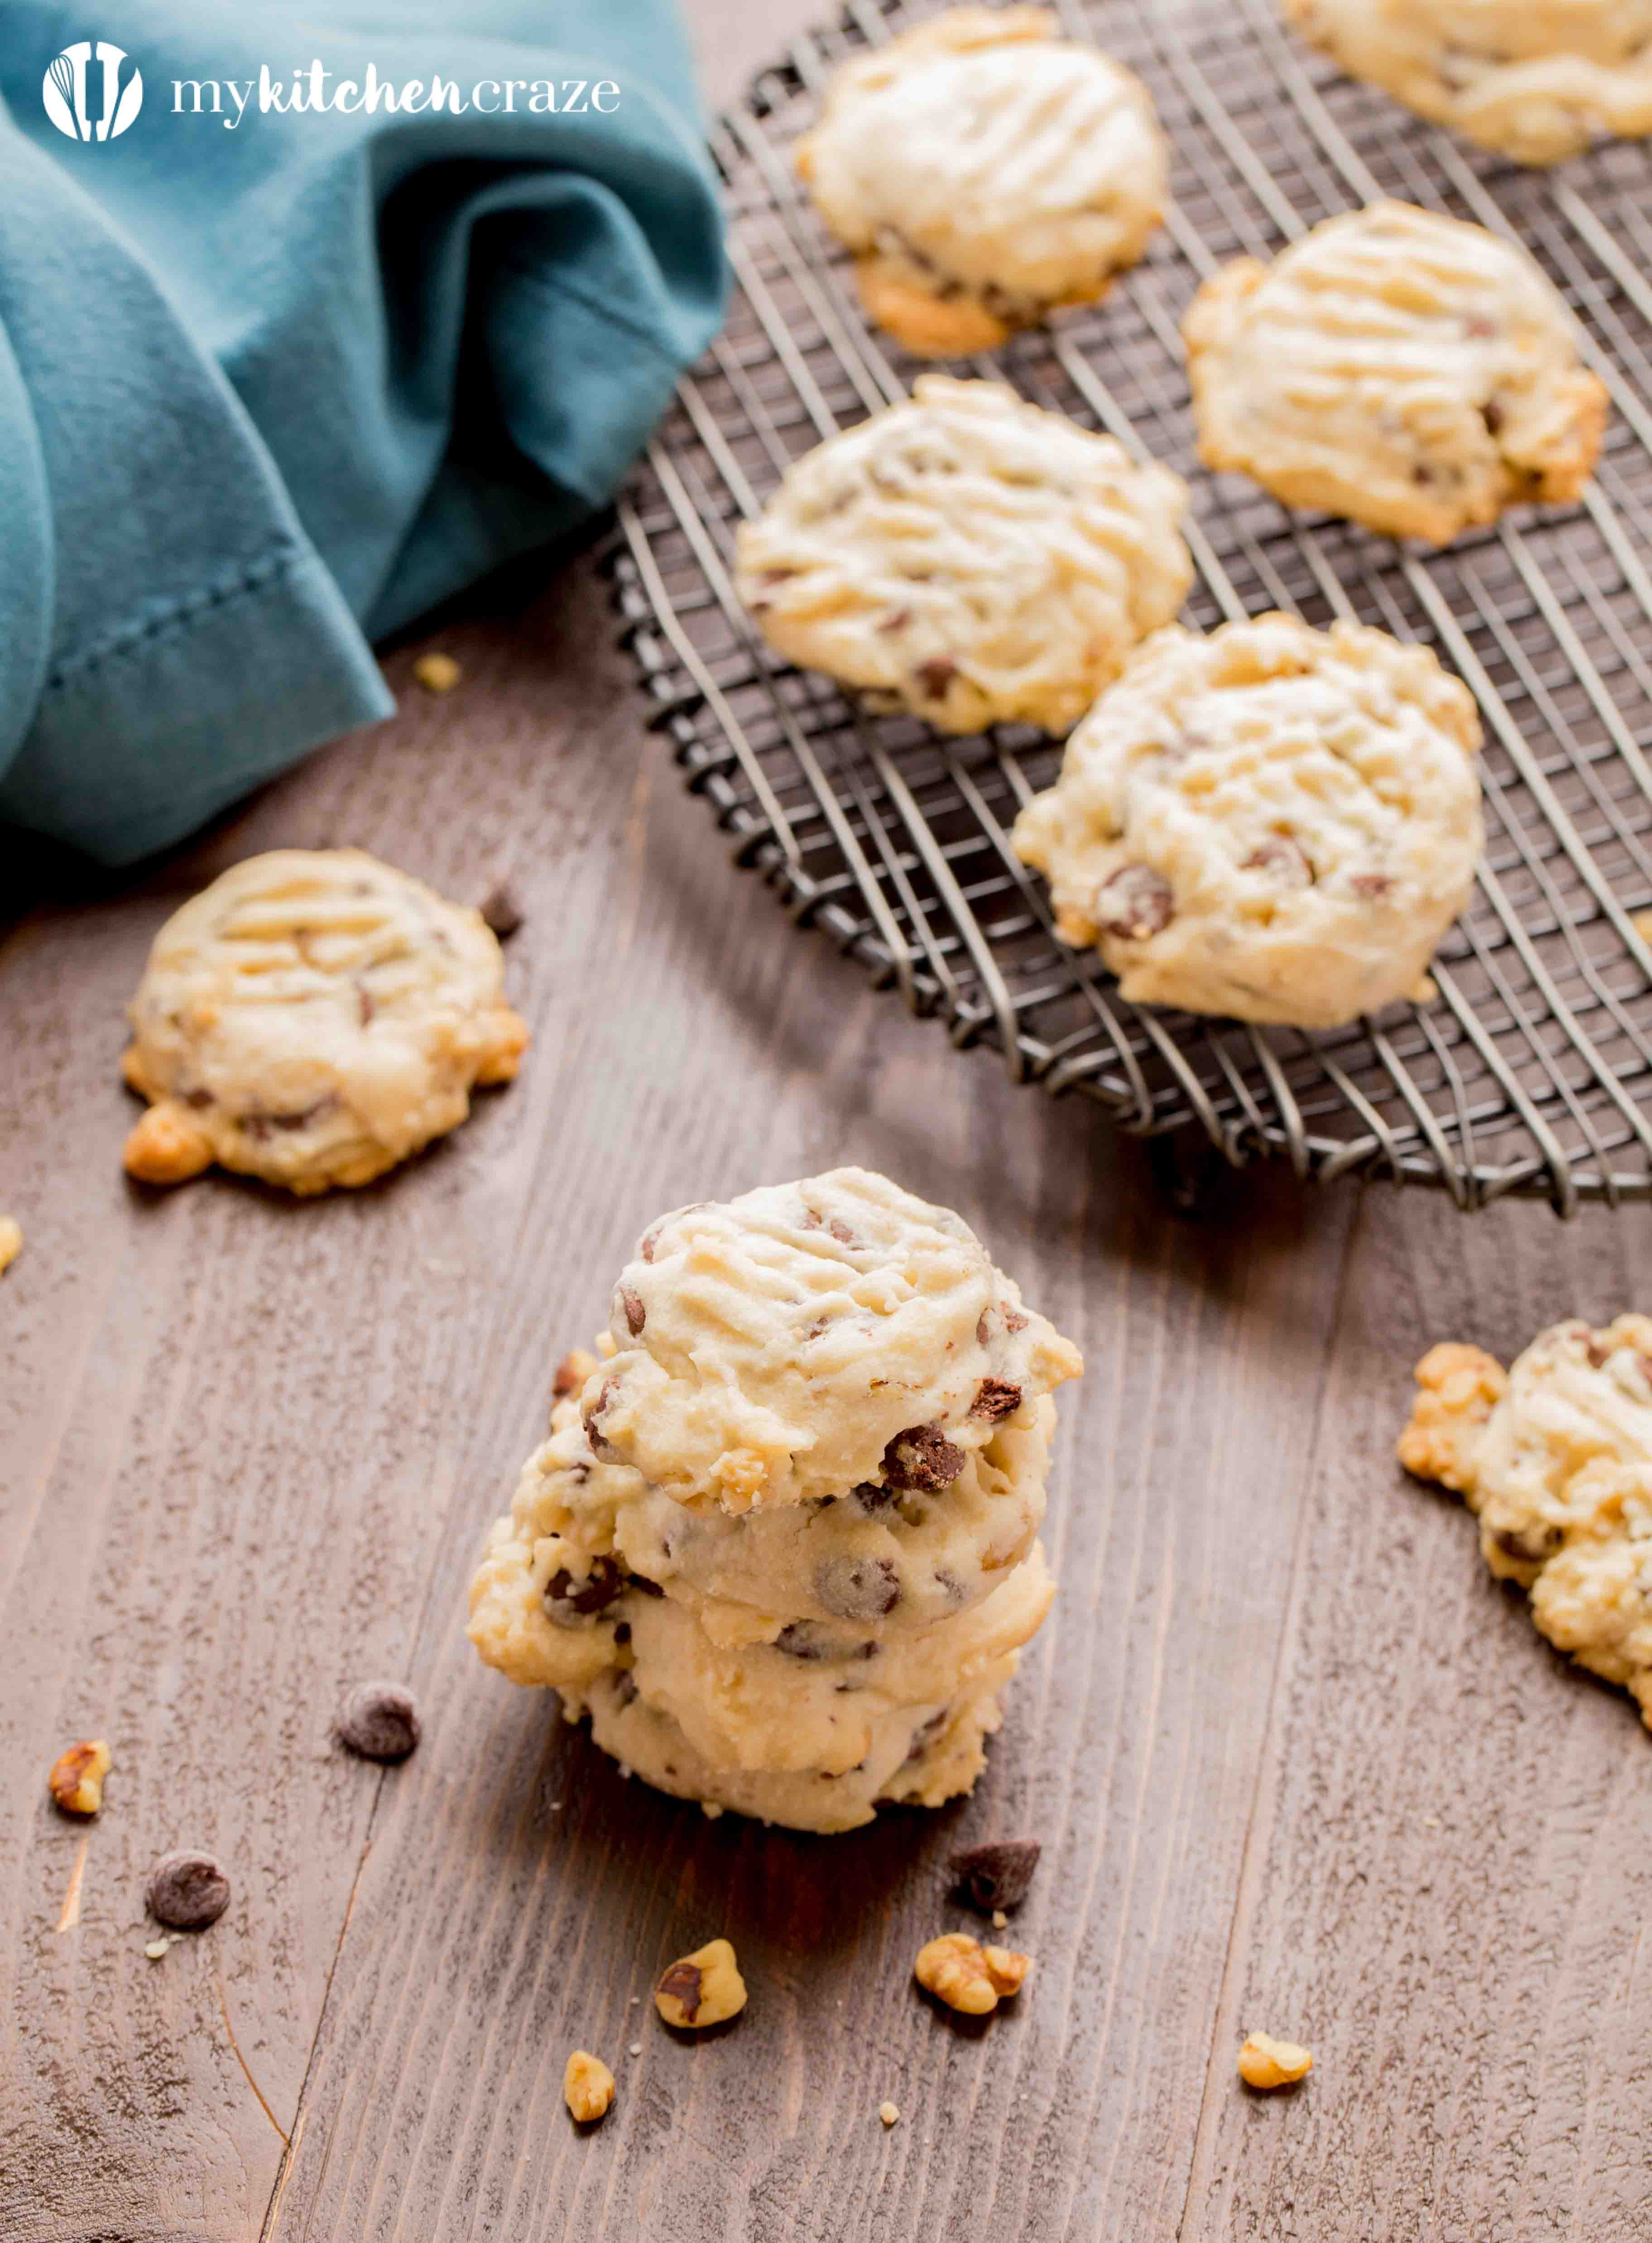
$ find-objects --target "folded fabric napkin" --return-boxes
[0,0,725,865]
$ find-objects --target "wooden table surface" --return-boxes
[5,7,1652,2238]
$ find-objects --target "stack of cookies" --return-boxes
[469,1168,1082,1832]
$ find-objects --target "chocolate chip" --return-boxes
[545,1556,627,1622]
[814,1554,901,1620]
[479,878,524,939]
[657,1960,703,2019]
[1096,864,1173,940]
[583,1376,622,1460]
[1481,398,1504,438]
[1491,1524,1563,1563]
[552,1351,587,1399]
[975,1311,990,1347]
[184,1087,214,1110]
[1241,837,1312,889]
[613,1620,631,1645]
[639,1225,662,1263]
[970,1378,1022,1422]
[882,1423,966,1493]
[850,1479,899,1515]
[774,1621,878,1662]
[336,1681,421,1763]
[949,1838,1041,1912]
[618,1285,646,1337]
[1584,1336,1610,1369]
[902,1710,948,1765]
[629,1573,665,1598]
[916,656,957,699]
[146,1850,231,1931]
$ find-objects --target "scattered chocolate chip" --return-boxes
[146,1850,231,1931]
[336,1681,421,1763]
[545,1557,627,1621]
[970,1378,1022,1422]
[656,1961,703,2019]
[916,656,958,700]
[883,1423,967,1494]
[950,1838,1041,1912]
[1241,837,1313,889]
[814,1554,901,1620]
[1096,864,1173,940]
[478,878,524,939]
[618,1286,646,1337]
[774,1622,878,1662]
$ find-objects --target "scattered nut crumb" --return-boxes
[1237,2032,1313,2090]
[992,1909,1008,1929]
[701,1801,724,1820]
[0,1215,22,1276]
[48,1739,110,1817]
[655,1937,747,2029]
[563,2049,615,2123]
[146,1849,231,1931]
[143,1937,170,1960]
[950,1837,1040,1912]
[335,1681,421,1763]
[913,1932,1030,2016]
[413,651,462,694]
[629,2041,643,2056]
[879,2101,900,2127]
[478,877,524,940]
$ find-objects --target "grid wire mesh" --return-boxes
[607,0,1652,1212]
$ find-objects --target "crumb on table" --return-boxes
[413,651,463,694]
[1237,2031,1313,2090]
[0,1215,22,1275]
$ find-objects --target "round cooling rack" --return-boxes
[606,0,1652,1213]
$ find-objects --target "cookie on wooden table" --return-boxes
[121,848,528,1194]
[1184,201,1608,543]
[468,1167,1084,1832]
[797,6,1169,357]
[734,375,1192,736]
[1400,1315,1652,1728]
[1010,612,1484,1028]
[1283,0,1652,164]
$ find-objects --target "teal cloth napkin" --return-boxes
[0,1,725,865]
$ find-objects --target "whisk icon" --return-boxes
[42,41,143,143]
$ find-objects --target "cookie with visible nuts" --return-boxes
[48,1740,110,1817]
[120,849,528,1195]
[734,376,1191,740]
[797,8,1168,357]
[1012,612,1484,1028]
[563,2050,616,2123]
[146,1849,231,1931]
[336,1681,421,1763]
[1238,2031,1313,2089]
[1184,202,1607,544]
[1399,1315,1652,1728]
[914,1931,1030,2015]
[654,1938,747,2029]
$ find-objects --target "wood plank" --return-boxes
[1182,1190,1652,2242]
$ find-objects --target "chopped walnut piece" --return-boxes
[0,1215,21,1277]
[655,1937,747,2029]
[564,2049,616,2123]
[413,651,462,694]
[48,1740,110,1817]
[122,1101,214,1186]
[1237,2031,1313,2090]
[913,1931,1030,2015]
[1397,1342,1508,1497]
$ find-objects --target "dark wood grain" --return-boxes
[4,6,1652,2240]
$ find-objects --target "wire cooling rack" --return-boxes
[607,0,1652,1211]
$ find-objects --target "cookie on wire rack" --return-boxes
[1010,611,1484,1029]
[734,375,1192,736]
[796,6,1169,357]
[1184,201,1608,544]
[1283,0,1652,165]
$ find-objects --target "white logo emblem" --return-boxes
[43,41,144,142]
